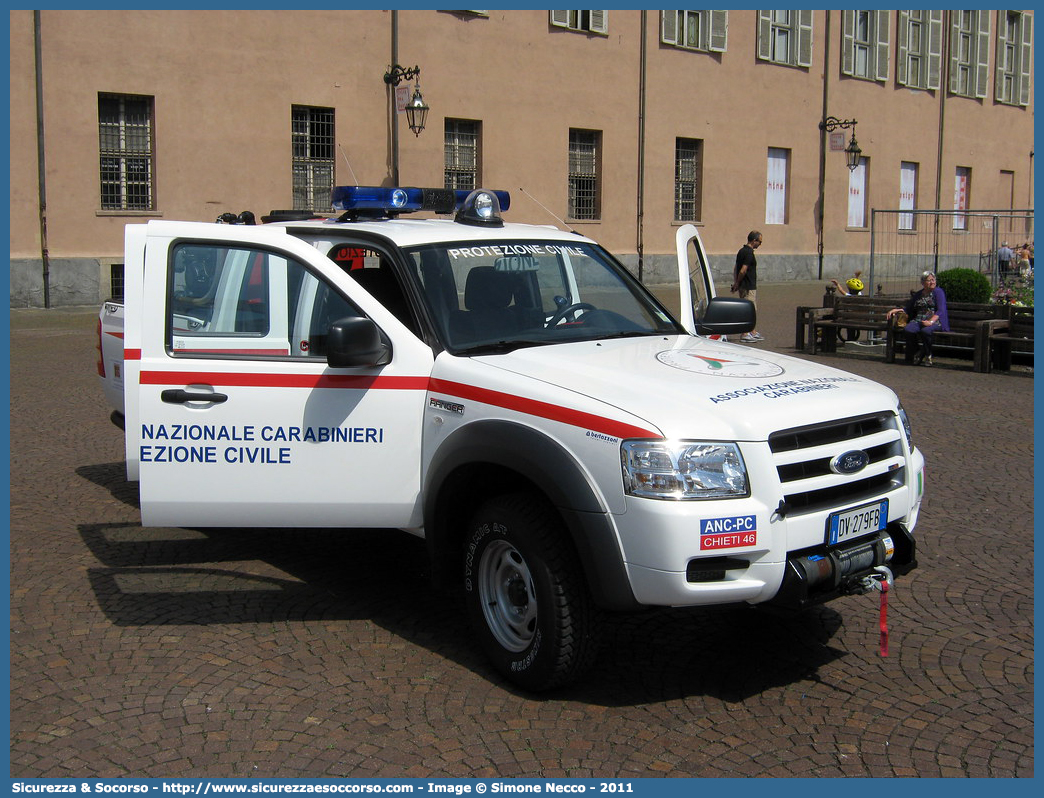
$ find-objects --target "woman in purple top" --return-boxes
[887,272,949,366]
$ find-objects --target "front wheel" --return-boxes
[463,493,596,691]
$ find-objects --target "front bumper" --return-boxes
[621,521,917,609]
[613,446,924,608]
[765,521,917,611]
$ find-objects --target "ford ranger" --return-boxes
[97,186,920,690]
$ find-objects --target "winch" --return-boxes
[769,523,916,610]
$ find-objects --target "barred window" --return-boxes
[98,94,154,211]
[109,263,125,302]
[292,106,335,212]
[568,129,601,220]
[445,119,481,191]
[674,138,703,222]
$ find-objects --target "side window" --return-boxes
[169,244,281,356]
[289,270,361,359]
[327,245,419,336]
[168,242,362,360]
[686,239,713,321]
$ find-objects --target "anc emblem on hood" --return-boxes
[656,349,786,378]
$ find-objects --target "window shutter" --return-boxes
[661,10,678,45]
[589,10,608,34]
[757,10,772,61]
[841,10,855,75]
[975,11,991,98]
[948,15,961,94]
[709,10,728,52]
[1018,13,1032,106]
[896,11,909,85]
[995,14,1008,101]
[874,10,890,81]
[926,11,942,90]
[550,10,570,29]
[797,9,814,67]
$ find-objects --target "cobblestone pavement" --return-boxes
[8,285,1033,778]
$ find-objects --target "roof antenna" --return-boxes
[518,186,580,235]
[338,144,360,187]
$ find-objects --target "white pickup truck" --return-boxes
[98,187,921,690]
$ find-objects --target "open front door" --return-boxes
[675,224,717,335]
[125,221,431,530]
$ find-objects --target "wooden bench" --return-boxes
[794,305,828,351]
[890,301,1006,364]
[804,296,900,358]
[974,307,1034,373]
[801,293,1014,367]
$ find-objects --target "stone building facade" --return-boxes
[9,9,1034,306]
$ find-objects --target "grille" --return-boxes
[768,412,905,516]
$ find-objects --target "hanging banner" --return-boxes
[899,163,917,230]
[848,159,867,228]
[765,148,787,225]
[953,168,969,230]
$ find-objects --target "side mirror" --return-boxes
[695,297,756,336]
[326,317,390,368]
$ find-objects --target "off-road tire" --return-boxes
[462,492,597,691]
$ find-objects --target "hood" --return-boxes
[473,335,899,441]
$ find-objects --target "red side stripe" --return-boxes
[125,349,142,361]
[428,378,659,440]
[134,372,658,440]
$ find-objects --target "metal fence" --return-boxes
[869,209,1034,296]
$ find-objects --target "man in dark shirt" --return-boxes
[732,230,763,342]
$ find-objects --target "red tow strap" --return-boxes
[878,578,890,657]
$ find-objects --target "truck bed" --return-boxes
[97,300,125,416]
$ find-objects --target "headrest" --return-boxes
[465,267,514,310]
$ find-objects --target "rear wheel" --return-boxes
[463,493,596,691]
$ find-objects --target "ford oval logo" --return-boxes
[831,450,870,475]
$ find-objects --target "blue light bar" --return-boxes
[330,186,427,212]
[331,186,510,216]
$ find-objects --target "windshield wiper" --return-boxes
[597,329,663,339]
[457,339,551,356]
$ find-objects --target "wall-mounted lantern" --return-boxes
[820,116,862,171]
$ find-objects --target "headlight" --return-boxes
[621,440,748,500]
[897,403,914,452]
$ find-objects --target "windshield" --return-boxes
[404,240,681,353]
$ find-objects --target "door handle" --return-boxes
[160,389,229,405]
